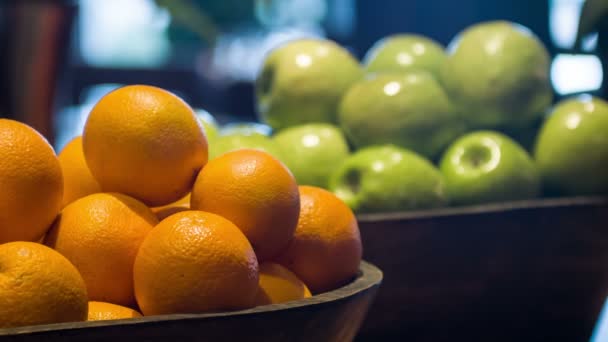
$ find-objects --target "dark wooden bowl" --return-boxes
[356,197,608,342]
[0,262,382,342]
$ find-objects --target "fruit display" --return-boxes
[0,85,363,330]
[1,15,607,334]
[251,20,606,212]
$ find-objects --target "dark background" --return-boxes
[0,0,593,149]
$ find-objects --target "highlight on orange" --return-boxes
[191,149,300,261]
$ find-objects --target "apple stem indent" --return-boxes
[463,145,491,168]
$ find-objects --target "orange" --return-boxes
[0,242,88,328]
[276,186,362,293]
[0,119,63,243]
[151,193,190,221]
[45,193,158,307]
[254,262,312,306]
[191,149,300,261]
[133,211,259,315]
[82,85,208,206]
[88,301,142,321]
[58,136,101,207]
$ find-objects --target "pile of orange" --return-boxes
[0,85,362,329]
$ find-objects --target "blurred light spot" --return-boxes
[582,33,599,52]
[325,0,356,38]
[54,84,121,151]
[565,113,582,129]
[484,37,503,56]
[397,52,414,66]
[79,0,170,67]
[372,161,385,172]
[412,43,426,55]
[255,0,327,28]
[511,22,535,38]
[316,45,330,56]
[405,73,421,84]
[211,28,322,82]
[302,134,320,147]
[549,0,584,49]
[296,54,313,68]
[583,100,596,112]
[591,298,608,342]
[383,82,401,96]
[551,54,603,95]
[390,153,403,162]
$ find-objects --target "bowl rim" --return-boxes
[357,196,608,222]
[0,261,382,336]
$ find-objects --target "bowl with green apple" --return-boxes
[251,19,608,341]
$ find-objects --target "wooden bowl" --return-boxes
[0,261,382,342]
[356,197,608,342]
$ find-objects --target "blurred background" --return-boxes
[0,0,603,150]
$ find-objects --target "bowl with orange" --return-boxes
[0,85,381,341]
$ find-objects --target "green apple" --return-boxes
[440,21,552,130]
[338,71,466,159]
[219,122,272,137]
[209,134,282,160]
[440,130,540,206]
[364,34,446,78]
[273,123,349,188]
[534,95,608,195]
[329,145,446,213]
[255,38,363,131]
[195,109,219,141]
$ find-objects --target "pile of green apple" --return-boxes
[205,20,608,214]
